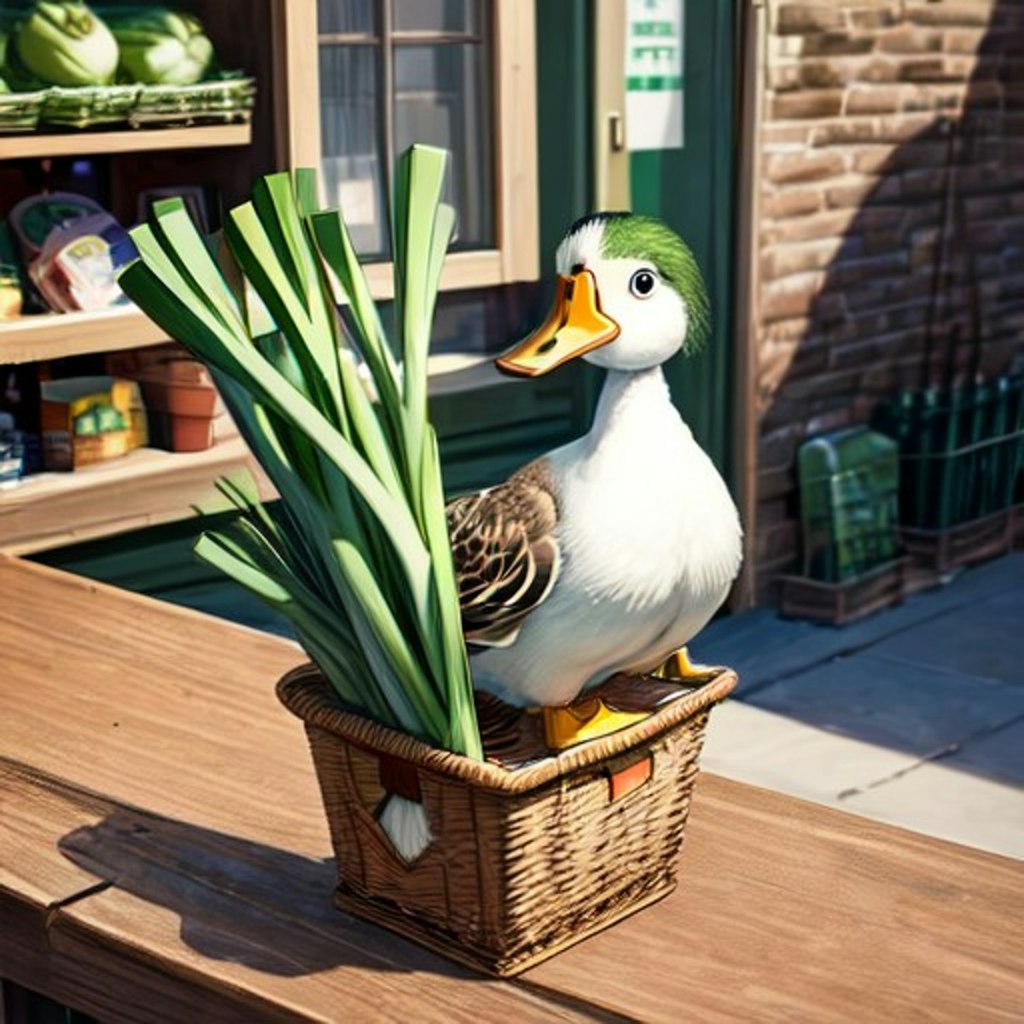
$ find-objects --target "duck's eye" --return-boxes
[629,269,657,298]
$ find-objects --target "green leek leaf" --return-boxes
[119,153,480,759]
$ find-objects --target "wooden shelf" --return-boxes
[2,309,509,383]
[0,429,267,555]
[427,352,506,395]
[0,122,251,160]
[0,306,171,364]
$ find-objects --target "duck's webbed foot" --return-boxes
[652,645,722,683]
[535,648,724,751]
[539,697,648,751]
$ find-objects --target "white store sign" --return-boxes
[625,0,685,151]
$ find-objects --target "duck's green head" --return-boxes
[497,212,709,377]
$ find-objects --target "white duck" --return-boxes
[447,213,743,747]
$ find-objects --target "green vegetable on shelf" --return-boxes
[106,7,213,85]
[15,1,118,86]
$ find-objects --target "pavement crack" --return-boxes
[836,711,1024,801]
[836,747,957,801]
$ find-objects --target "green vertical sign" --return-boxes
[625,0,684,150]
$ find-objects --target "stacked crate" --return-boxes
[780,426,906,624]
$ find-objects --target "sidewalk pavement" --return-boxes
[696,553,1024,860]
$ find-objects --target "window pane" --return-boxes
[317,0,378,36]
[393,0,480,35]
[319,44,389,258]
[393,43,494,249]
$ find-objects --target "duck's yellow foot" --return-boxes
[653,646,721,682]
[540,696,649,751]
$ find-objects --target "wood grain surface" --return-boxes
[3,763,592,1023]
[523,773,1024,1023]
[0,432,267,556]
[2,557,1022,1022]
[0,557,314,847]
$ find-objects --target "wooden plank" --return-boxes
[591,0,628,211]
[0,760,110,912]
[0,558,311,844]
[729,0,766,612]
[0,307,169,365]
[0,762,588,1024]
[3,558,1022,1021]
[50,808,593,1023]
[326,250,505,302]
[494,0,540,283]
[270,0,319,171]
[0,759,122,1024]
[0,124,251,161]
[522,773,1024,1024]
[0,753,288,1022]
[0,433,268,556]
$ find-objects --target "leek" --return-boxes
[119,149,482,760]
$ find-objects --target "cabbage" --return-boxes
[15,1,118,87]
[107,9,213,85]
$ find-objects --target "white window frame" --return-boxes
[272,0,539,299]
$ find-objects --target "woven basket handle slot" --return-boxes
[378,752,422,802]
[606,753,653,802]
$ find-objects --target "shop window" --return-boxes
[280,0,538,299]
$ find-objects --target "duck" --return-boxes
[446,212,743,749]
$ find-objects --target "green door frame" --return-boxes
[627,0,739,482]
[538,0,741,481]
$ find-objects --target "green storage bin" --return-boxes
[798,426,901,583]
[874,377,1024,530]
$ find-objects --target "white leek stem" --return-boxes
[378,795,432,862]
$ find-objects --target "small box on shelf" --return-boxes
[40,375,147,471]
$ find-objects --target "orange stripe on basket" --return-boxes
[608,756,652,801]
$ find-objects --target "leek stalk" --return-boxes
[119,149,482,759]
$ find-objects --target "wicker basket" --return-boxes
[278,663,736,976]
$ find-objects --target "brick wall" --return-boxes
[753,0,1024,600]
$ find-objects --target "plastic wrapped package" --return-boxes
[28,212,138,312]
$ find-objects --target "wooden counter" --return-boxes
[1,557,1021,1022]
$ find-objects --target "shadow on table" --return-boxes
[57,806,481,980]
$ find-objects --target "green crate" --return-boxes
[874,377,1024,530]
[798,426,901,583]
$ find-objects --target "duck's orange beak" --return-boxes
[495,270,620,378]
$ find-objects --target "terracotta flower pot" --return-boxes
[140,380,219,452]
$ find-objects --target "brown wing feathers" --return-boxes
[447,460,560,648]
